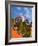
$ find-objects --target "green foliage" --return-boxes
[11,18,32,37]
[11,18,16,28]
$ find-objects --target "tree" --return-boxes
[11,18,16,28]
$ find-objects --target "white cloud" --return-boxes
[26,14,31,19]
[24,8,29,14]
[24,7,28,10]
[17,7,21,10]
[24,14,31,19]
[19,13,23,16]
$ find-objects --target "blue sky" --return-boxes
[10,5,32,22]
